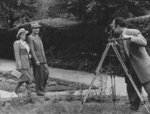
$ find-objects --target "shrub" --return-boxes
[1,15,150,73]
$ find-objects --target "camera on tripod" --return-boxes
[105,24,114,39]
[105,23,131,42]
[79,23,148,113]
[105,24,118,43]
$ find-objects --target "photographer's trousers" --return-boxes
[125,56,150,111]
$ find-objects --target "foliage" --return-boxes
[1,96,149,114]
[126,15,150,39]
[0,70,97,93]
[1,0,150,28]
[47,0,69,18]
[1,15,150,73]
[65,0,92,20]
[62,0,150,25]
[125,15,150,56]
[0,0,38,28]
[34,0,56,19]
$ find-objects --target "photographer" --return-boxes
[111,17,150,112]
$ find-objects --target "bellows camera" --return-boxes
[105,24,114,39]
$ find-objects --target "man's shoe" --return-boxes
[37,91,45,96]
[129,107,139,114]
[129,109,140,114]
[141,100,146,105]
[125,100,146,105]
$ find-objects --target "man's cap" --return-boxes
[31,21,41,28]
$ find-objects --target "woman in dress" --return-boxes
[13,28,34,97]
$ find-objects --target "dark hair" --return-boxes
[114,17,126,28]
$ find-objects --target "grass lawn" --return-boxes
[0,96,150,114]
[0,71,149,114]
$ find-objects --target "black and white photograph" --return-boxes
[0,0,150,114]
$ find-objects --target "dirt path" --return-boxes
[0,59,147,97]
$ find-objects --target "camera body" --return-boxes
[105,25,114,39]
[105,24,120,40]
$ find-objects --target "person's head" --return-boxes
[31,21,41,34]
[16,28,29,40]
[111,17,126,34]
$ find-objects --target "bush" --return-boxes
[1,15,150,73]
[126,15,150,40]
[0,18,108,72]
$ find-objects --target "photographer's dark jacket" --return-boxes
[121,28,150,84]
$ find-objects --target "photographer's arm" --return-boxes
[130,33,147,46]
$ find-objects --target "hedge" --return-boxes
[0,15,150,73]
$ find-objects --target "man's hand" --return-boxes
[36,61,40,66]
[29,54,32,58]
[44,64,48,68]
[122,35,131,40]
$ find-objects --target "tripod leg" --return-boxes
[111,75,116,109]
[95,43,111,74]
[112,44,150,113]
[111,75,115,108]
[79,43,111,113]
[113,75,116,109]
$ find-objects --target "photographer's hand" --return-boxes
[108,38,116,42]
[108,35,131,42]
[122,35,131,40]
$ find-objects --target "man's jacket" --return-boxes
[27,35,47,64]
[122,28,150,83]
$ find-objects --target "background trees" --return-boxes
[0,0,38,28]
[0,0,150,72]
[63,0,150,25]
[1,0,150,28]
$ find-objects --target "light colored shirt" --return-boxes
[20,40,30,53]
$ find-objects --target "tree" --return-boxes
[66,0,91,20]
[0,0,38,28]
[64,0,150,26]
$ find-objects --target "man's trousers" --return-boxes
[125,58,150,111]
[32,63,49,92]
[125,70,142,111]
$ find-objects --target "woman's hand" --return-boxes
[17,66,22,71]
